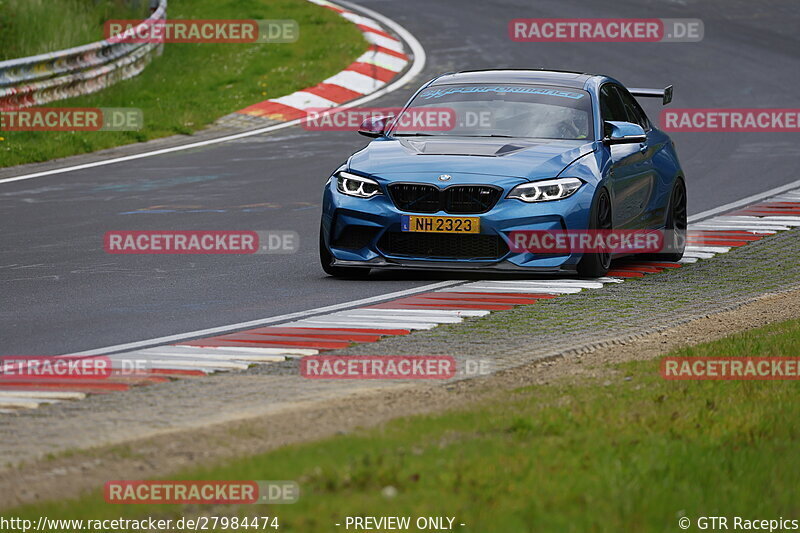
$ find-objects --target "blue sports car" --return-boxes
[320,69,686,277]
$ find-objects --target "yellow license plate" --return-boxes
[401,215,480,234]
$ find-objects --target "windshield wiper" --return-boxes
[392,132,441,137]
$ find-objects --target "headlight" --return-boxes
[336,171,383,198]
[507,177,583,202]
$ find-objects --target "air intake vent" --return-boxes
[378,232,508,260]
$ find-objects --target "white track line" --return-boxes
[356,51,408,71]
[685,246,731,253]
[0,390,85,400]
[291,317,440,328]
[109,354,250,368]
[709,217,800,225]
[442,284,583,294]
[688,178,800,222]
[713,216,800,226]
[323,70,384,93]
[111,357,250,371]
[106,358,223,372]
[0,396,61,405]
[284,319,438,330]
[120,350,285,363]
[690,224,787,232]
[173,346,318,355]
[470,280,601,287]
[0,399,50,409]
[435,286,581,295]
[71,281,461,355]
[323,312,455,322]
[340,12,383,31]
[336,311,464,323]
[136,364,214,373]
[0,0,427,186]
[682,251,716,259]
[273,91,340,109]
[341,308,489,317]
[363,32,404,52]
[136,346,286,361]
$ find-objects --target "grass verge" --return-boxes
[0,0,147,60]
[4,317,800,530]
[0,0,368,167]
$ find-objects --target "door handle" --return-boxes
[639,143,647,154]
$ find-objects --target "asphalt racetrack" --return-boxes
[2,0,799,355]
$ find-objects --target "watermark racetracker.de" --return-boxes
[105,480,299,504]
[662,357,800,380]
[103,230,299,254]
[661,109,800,132]
[509,18,703,42]
[1,108,143,131]
[0,356,208,381]
[0,356,112,380]
[300,356,495,379]
[304,107,454,132]
[105,19,299,43]
[302,106,496,132]
[301,356,457,379]
[507,229,667,254]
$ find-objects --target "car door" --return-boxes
[616,86,664,229]
[600,84,654,229]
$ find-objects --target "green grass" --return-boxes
[7,319,800,532]
[0,0,148,60]
[0,0,368,167]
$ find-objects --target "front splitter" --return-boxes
[332,257,576,274]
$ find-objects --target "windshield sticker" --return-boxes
[419,86,585,100]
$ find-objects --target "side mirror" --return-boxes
[358,115,392,138]
[603,121,647,145]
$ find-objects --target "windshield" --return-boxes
[390,83,593,140]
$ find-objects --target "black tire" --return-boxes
[319,227,371,278]
[576,188,612,277]
[642,179,687,262]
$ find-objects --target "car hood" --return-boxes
[348,137,596,183]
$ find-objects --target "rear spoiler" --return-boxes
[629,85,673,105]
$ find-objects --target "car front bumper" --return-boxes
[321,178,597,272]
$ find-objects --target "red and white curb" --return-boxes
[3,189,798,413]
[234,0,410,122]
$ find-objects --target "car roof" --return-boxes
[428,69,596,89]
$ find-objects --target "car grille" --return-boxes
[445,185,502,214]
[388,184,440,213]
[388,183,501,214]
[378,232,509,260]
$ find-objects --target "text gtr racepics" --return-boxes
[320,69,686,277]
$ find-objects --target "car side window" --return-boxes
[599,84,628,136]
[616,86,651,131]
